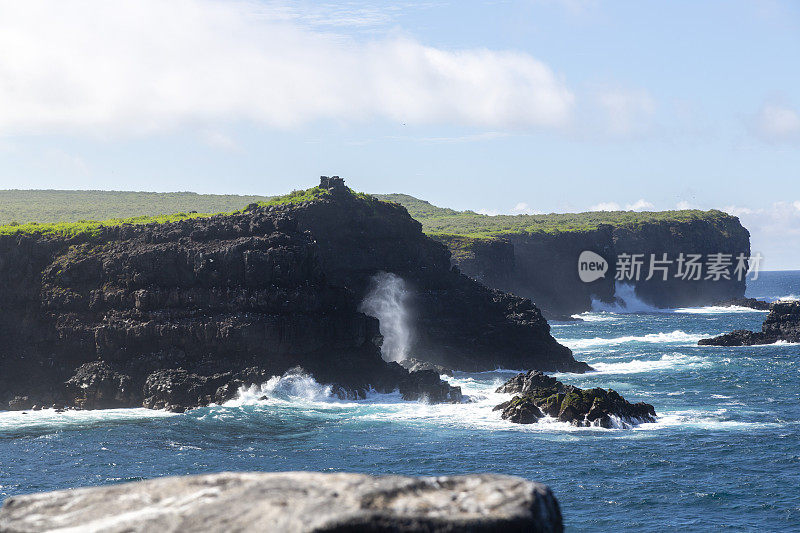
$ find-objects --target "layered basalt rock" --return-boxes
[699,301,800,346]
[0,178,585,411]
[493,371,656,428]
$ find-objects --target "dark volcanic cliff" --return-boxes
[437,217,750,317]
[0,178,586,411]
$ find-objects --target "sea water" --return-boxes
[1,272,799,531]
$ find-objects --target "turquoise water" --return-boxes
[1,272,799,531]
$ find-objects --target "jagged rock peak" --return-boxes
[319,175,346,190]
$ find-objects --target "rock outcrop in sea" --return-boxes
[699,301,800,346]
[711,297,771,310]
[0,177,588,411]
[493,370,656,428]
[0,471,564,532]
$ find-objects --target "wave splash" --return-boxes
[225,369,335,407]
[587,353,710,375]
[562,330,708,350]
[591,283,659,313]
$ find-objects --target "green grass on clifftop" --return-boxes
[0,187,738,240]
[0,190,270,225]
[374,194,734,237]
[0,212,218,239]
[0,185,341,239]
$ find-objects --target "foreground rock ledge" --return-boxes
[0,472,563,533]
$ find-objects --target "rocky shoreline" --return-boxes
[493,371,656,428]
[699,301,800,346]
[0,177,589,412]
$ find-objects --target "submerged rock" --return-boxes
[699,301,800,346]
[494,370,656,428]
[0,472,564,533]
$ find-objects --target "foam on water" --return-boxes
[571,312,619,322]
[0,408,175,435]
[562,330,708,350]
[673,305,768,314]
[580,353,712,375]
[224,368,337,407]
[212,369,668,433]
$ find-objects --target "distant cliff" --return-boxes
[377,195,751,316]
[0,178,587,411]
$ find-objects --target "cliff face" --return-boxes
[0,179,586,411]
[438,217,750,316]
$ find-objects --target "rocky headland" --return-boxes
[699,301,800,346]
[493,370,656,428]
[0,471,564,532]
[379,195,751,317]
[0,177,588,412]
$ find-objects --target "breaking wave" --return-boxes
[562,330,708,350]
[673,305,767,314]
[224,369,336,407]
[586,353,711,375]
[591,283,660,313]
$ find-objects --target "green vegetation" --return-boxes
[431,234,500,262]
[375,193,733,238]
[0,212,217,239]
[0,187,736,241]
[254,186,330,207]
[0,190,270,225]
[0,185,337,239]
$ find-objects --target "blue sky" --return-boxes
[1,1,799,267]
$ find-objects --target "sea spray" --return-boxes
[225,368,334,406]
[359,272,411,362]
[592,283,659,313]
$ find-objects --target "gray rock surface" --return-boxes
[0,472,563,533]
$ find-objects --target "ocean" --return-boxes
[1,271,799,531]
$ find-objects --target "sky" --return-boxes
[0,0,799,268]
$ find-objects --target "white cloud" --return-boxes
[590,202,621,212]
[724,201,800,269]
[0,0,574,137]
[750,102,800,144]
[676,201,698,210]
[512,202,531,213]
[625,199,654,211]
[476,208,500,216]
[589,199,654,212]
[597,88,656,136]
[724,205,758,217]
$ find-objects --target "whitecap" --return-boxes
[560,330,708,350]
[0,408,175,434]
[579,353,711,375]
[673,305,768,314]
